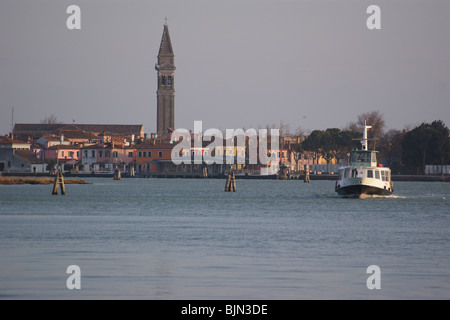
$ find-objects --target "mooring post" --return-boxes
[231,171,236,191]
[129,165,135,177]
[52,167,66,195]
[304,164,310,183]
[114,168,121,180]
[225,170,236,192]
[225,172,230,191]
[52,171,59,195]
[59,169,66,195]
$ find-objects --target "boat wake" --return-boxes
[359,194,406,199]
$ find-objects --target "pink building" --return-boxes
[44,144,81,165]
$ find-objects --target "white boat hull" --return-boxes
[335,182,393,197]
[335,167,394,197]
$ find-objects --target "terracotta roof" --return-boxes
[40,134,61,141]
[0,136,29,145]
[53,124,98,140]
[135,142,176,149]
[47,144,81,150]
[13,123,144,139]
[81,143,135,150]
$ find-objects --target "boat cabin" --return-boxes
[350,149,378,167]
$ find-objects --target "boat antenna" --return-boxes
[361,120,372,151]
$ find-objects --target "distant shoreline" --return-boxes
[1,172,448,182]
[0,176,90,185]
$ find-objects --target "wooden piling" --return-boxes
[52,168,66,195]
[129,166,135,177]
[225,171,236,192]
[304,164,310,183]
[114,168,121,180]
[49,164,57,176]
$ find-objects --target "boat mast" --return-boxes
[361,120,372,151]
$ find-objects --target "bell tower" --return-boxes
[155,21,176,137]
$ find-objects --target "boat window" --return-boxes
[352,151,371,163]
[351,168,358,178]
[338,169,344,180]
[388,171,391,182]
[375,170,380,180]
[344,168,350,178]
[381,171,386,181]
[367,170,373,178]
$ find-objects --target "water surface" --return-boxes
[0,178,449,299]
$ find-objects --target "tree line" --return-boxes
[287,111,449,174]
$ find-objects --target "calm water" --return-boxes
[0,178,449,299]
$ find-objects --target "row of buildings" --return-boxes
[0,123,331,177]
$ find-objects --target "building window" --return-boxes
[138,151,142,157]
[168,76,172,85]
[148,151,152,158]
[61,151,65,157]
[99,151,103,157]
[158,151,163,158]
[92,150,95,157]
[113,151,118,158]
[105,151,110,158]
[143,151,147,157]
[161,76,166,85]
[128,152,133,158]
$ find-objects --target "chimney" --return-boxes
[60,134,64,144]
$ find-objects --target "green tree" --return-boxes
[401,120,450,174]
[302,128,359,164]
[378,129,404,172]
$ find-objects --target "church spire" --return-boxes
[155,22,176,137]
[158,22,174,58]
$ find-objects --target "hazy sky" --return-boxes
[1,0,449,136]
